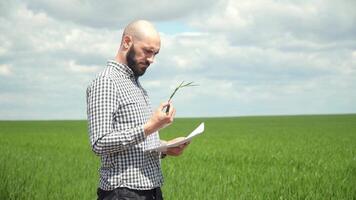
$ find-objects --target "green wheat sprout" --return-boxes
[165,81,198,113]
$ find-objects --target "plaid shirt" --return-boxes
[86,60,163,190]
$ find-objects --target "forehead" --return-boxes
[135,36,161,51]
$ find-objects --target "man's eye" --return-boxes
[144,49,154,56]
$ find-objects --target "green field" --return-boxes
[0,114,355,199]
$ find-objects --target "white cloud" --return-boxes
[0,64,12,76]
[25,0,218,28]
[144,7,356,116]
[67,60,100,73]
[0,2,119,59]
[190,0,356,46]
[1,0,355,119]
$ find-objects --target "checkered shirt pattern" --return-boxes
[86,60,163,191]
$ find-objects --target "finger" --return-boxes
[171,107,176,120]
[173,148,182,155]
[168,108,175,122]
[165,104,170,115]
[180,143,189,150]
[172,147,181,152]
[159,102,170,110]
[168,103,174,117]
[160,102,171,114]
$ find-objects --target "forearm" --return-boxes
[90,125,146,156]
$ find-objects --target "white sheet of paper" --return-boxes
[145,122,205,152]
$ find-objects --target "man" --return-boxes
[86,20,189,200]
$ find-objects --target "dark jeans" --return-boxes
[97,187,163,200]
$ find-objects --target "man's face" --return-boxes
[126,39,160,77]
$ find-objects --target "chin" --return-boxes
[135,68,146,76]
[140,70,147,76]
[140,66,148,72]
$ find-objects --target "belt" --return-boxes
[97,187,163,200]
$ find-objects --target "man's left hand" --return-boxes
[163,137,190,156]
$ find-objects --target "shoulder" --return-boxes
[97,65,116,81]
[87,66,118,92]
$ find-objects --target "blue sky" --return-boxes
[0,0,355,120]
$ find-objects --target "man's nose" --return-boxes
[147,55,154,64]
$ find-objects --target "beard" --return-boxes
[126,45,150,77]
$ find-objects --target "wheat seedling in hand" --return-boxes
[165,81,198,114]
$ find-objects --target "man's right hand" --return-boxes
[144,102,176,136]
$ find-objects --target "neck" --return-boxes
[114,50,127,65]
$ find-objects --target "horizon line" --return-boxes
[0,112,355,121]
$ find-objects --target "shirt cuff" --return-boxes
[160,152,167,159]
[135,125,146,143]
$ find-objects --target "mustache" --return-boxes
[140,61,150,67]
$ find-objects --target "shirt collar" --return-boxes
[107,60,135,78]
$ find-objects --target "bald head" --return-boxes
[116,20,161,77]
[122,20,160,43]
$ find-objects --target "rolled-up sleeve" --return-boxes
[87,76,145,156]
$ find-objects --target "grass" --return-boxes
[0,114,355,199]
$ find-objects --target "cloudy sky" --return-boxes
[0,0,355,120]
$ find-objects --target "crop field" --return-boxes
[0,114,355,199]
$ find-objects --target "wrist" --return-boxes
[144,122,155,136]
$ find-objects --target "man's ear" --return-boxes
[123,35,132,49]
